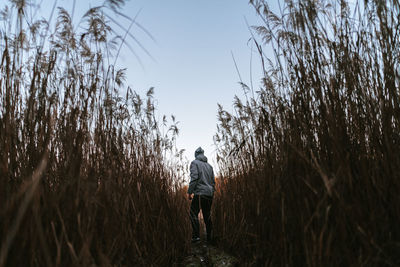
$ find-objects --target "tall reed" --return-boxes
[0,1,190,266]
[214,0,400,266]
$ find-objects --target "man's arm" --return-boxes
[187,161,199,195]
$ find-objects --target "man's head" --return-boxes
[194,147,208,162]
[195,147,204,158]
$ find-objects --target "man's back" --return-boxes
[188,147,215,243]
[187,147,215,196]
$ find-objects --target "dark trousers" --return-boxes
[190,195,213,240]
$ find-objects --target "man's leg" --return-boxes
[190,195,200,239]
[200,195,213,242]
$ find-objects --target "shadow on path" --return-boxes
[181,241,238,267]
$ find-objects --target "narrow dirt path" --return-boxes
[181,241,238,266]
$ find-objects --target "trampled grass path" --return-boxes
[181,241,238,267]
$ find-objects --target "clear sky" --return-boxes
[13,0,270,174]
[114,0,265,170]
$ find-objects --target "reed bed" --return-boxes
[213,0,400,266]
[0,1,190,266]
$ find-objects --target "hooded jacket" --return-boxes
[187,147,215,197]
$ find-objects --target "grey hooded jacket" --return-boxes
[187,147,215,197]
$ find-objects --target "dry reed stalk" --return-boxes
[0,0,190,266]
[214,0,400,266]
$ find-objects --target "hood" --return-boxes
[195,147,208,162]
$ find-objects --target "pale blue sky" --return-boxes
[113,0,266,168]
[16,0,272,172]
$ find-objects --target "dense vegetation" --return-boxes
[0,1,190,266]
[3,0,400,266]
[213,0,400,266]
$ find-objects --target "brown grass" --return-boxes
[213,0,400,266]
[0,1,190,266]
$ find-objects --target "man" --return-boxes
[188,147,215,243]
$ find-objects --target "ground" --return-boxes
[181,241,239,267]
